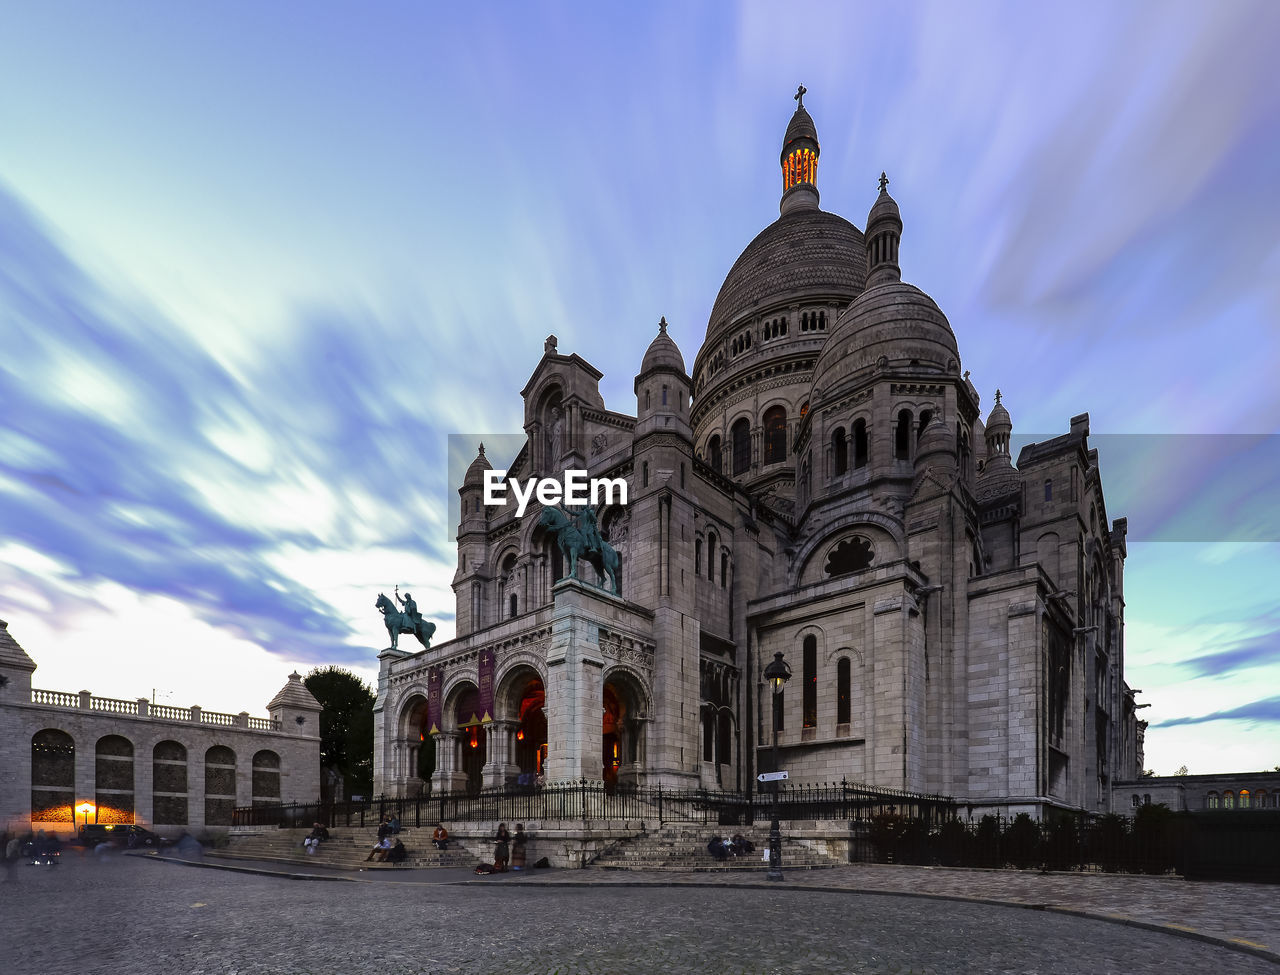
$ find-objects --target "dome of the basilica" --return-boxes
[810,281,959,396]
[704,209,866,342]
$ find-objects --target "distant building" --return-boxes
[0,619,321,835]
[1114,771,1280,813]
[373,92,1144,818]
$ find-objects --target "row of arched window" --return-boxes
[1206,789,1275,809]
[30,729,280,826]
[730,330,752,357]
[705,407,790,477]
[830,409,937,476]
[799,310,826,332]
[694,531,730,588]
[771,637,857,733]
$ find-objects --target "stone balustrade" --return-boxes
[29,688,281,731]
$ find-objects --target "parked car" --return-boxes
[77,824,168,849]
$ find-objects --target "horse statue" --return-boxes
[376,593,436,651]
[538,506,621,596]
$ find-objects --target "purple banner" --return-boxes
[427,666,442,735]
[478,648,496,724]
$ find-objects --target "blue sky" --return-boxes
[1,1,1277,777]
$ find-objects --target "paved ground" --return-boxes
[2,852,1277,974]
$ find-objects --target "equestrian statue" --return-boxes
[538,503,621,596]
[376,586,436,651]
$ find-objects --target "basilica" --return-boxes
[372,92,1144,818]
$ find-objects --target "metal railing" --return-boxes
[232,779,958,831]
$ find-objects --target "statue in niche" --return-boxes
[546,406,564,467]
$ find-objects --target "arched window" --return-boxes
[833,427,848,476]
[763,407,787,464]
[707,532,717,582]
[895,409,913,460]
[661,384,668,406]
[695,537,702,576]
[1257,789,1268,808]
[32,729,75,823]
[1240,789,1251,809]
[1207,792,1219,809]
[707,435,722,474]
[731,418,751,475]
[837,658,851,726]
[509,593,518,619]
[642,461,649,487]
[802,635,817,729]
[720,551,728,588]
[717,711,733,765]
[252,750,282,806]
[853,419,868,469]
[1224,791,1235,809]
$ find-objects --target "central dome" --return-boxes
[704,209,867,341]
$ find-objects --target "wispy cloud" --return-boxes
[1155,696,1280,728]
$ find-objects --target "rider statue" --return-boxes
[396,587,423,630]
[573,505,603,556]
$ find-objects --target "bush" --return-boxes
[1004,813,1040,868]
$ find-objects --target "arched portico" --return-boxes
[486,664,548,789]
[394,693,433,796]
[433,681,486,795]
[602,669,649,789]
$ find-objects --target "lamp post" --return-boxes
[763,651,791,882]
[76,801,95,834]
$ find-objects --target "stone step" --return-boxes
[588,825,843,872]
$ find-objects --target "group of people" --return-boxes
[365,813,407,863]
[706,834,755,861]
[488,822,529,872]
[302,822,330,855]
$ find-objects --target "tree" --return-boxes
[304,667,376,798]
[1141,769,1157,778]
[1174,765,1189,777]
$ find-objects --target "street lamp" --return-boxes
[763,651,791,882]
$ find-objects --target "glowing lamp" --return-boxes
[516,729,525,741]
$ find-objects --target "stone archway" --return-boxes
[396,694,434,796]
[447,682,486,796]
[492,665,548,789]
[602,670,648,790]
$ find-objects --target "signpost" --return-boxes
[757,770,788,783]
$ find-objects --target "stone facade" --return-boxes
[0,619,320,835]
[374,94,1144,818]
[1114,772,1280,813]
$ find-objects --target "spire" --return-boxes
[985,389,1013,464]
[865,171,903,286]
[780,87,820,215]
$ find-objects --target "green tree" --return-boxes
[1174,765,1189,776]
[304,666,376,798]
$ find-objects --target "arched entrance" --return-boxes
[514,677,547,780]
[453,684,487,796]
[398,694,434,795]
[602,672,647,789]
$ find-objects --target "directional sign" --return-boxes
[757,771,789,782]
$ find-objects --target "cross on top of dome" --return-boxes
[794,84,806,107]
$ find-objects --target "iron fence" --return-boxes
[232,778,956,831]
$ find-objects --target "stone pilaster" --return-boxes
[545,579,608,785]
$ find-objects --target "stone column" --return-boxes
[482,719,520,790]
[545,579,607,786]
[431,732,467,794]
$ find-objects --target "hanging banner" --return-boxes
[478,648,496,724]
[427,666,443,735]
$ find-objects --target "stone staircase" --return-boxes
[214,826,478,871]
[589,824,843,872]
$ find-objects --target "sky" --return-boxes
[1,1,1278,778]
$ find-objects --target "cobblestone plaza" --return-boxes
[3,854,1276,974]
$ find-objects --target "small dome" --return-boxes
[781,105,817,157]
[915,412,955,464]
[986,392,1011,434]
[810,281,959,397]
[463,443,492,487]
[867,178,902,231]
[640,317,686,376]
